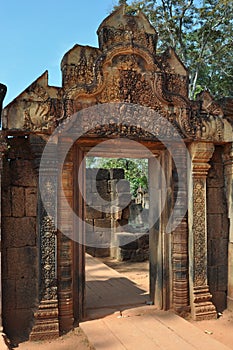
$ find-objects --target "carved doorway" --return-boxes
[71,139,173,323]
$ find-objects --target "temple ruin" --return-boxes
[1,5,233,342]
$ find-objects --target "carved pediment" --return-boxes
[3,8,233,143]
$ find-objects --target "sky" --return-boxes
[1,0,118,106]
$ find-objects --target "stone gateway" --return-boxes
[1,5,233,342]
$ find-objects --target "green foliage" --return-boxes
[87,157,148,197]
[114,0,233,99]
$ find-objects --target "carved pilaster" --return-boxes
[223,144,233,311]
[172,146,189,311]
[188,142,217,320]
[30,140,59,340]
[57,139,74,332]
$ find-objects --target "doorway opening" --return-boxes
[84,156,150,319]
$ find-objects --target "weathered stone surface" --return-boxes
[211,291,227,312]
[94,219,112,229]
[10,160,37,187]
[3,309,34,342]
[207,188,226,214]
[86,206,103,219]
[7,247,37,279]
[96,180,108,196]
[7,136,34,160]
[208,238,228,266]
[25,187,37,216]
[11,187,25,217]
[2,187,11,217]
[207,214,222,238]
[2,279,16,310]
[207,162,224,188]
[16,278,38,309]
[208,266,218,291]
[3,217,36,248]
[217,265,228,291]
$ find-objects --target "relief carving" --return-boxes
[193,178,206,286]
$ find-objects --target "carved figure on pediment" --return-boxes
[196,90,224,117]
[23,101,57,132]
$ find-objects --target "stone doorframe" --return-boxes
[28,137,224,339]
[29,135,193,338]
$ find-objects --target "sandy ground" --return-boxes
[102,257,233,350]
[13,328,93,350]
[13,257,233,349]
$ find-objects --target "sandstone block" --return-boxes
[207,162,224,188]
[25,187,37,216]
[2,279,16,310]
[207,188,226,214]
[207,214,222,238]
[208,266,218,291]
[11,187,25,217]
[16,278,38,309]
[92,231,112,246]
[217,265,228,291]
[96,180,108,196]
[94,219,112,229]
[2,187,11,217]
[7,247,37,279]
[208,238,228,266]
[3,308,34,343]
[10,160,37,187]
[93,248,110,257]
[85,206,103,219]
[211,291,227,312]
[3,217,36,248]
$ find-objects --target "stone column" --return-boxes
[188,142,217,320]
[172,145,189,312]
[223,144,233,311]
